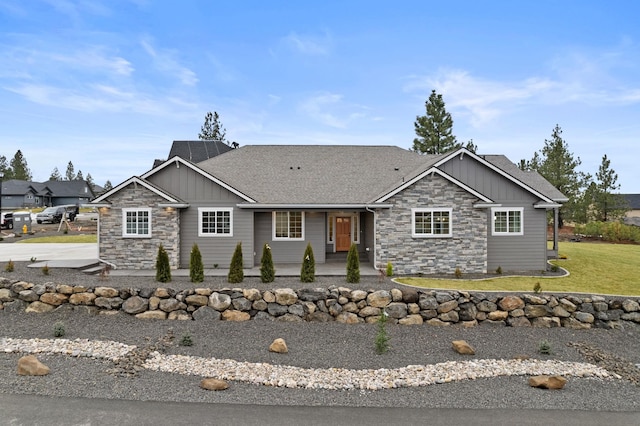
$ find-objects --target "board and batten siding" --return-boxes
[440,156,549,271]
[147,165,254,269]
[254,212,326,265]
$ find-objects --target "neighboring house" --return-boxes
[152,140,234,168]
[91,145,566,274]
[0,179,94,209]
[622,194,640,227]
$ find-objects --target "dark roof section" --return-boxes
[1,179,94,199]
[169,140,234,163]
[622,194,640,209]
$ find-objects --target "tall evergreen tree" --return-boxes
[86,173,95,191]
[532,125,590,227]
[155,244,172,283]
[65,161,76,181]
[412,90,458,154]
[300,243,315,283]
[103,180,113,191]
[198,111,238,148]
[592,154,628,222]
[189,243,204,283]
[0,156,13,179]
[346,243,360,283]
[75,170,84,181]
[9,150,31,180]
[260,243,275,283]
[49,167,63,181]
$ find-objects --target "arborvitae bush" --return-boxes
[189,243,204,283]
[42,264,50,276]
[346,243,360,283]
[533,282,542,294]
[4,259,14,272]
[228,242,244,283]
[300,243,315,283]
[496,266,503,274]
[386,261,393,277]
[260,243,275,283]
[155,244,172,283]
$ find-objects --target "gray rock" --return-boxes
[252,299,268,311]
[94,297,124,310]
[439,310,459,323]
[232,297,252,311]
[593,301,609,312]
[122,296,148,315]
[477,300,497,312]
[287,303,305,317]
[622,299,640,313]
[192,306,221,321]
[621,312,640,323]
[458,302,477,321]
[418,295,438,310]
[267,302,289,317]
[295,288,326,302]
[159,298,185,313]
[561,317,591,329]
[306,311,334,322]
[18,290,39,302]
[437,300,458,314]
[253,311,273,321]
[209,293,232,311]
[574,312,595,324]
[531,317,561,328]
[277,313,304,322]
[435,292,453,303]
[507,317,531,327]
[385,302,408,319]
[525,304,551,318]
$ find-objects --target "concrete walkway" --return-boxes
[0,242,379,276]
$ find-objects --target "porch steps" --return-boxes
[325,252,348,263]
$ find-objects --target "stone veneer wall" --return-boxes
[377,175,487,275]
[98,184,180,269]
[2,278,639,329]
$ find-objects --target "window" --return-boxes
[492,208,523,236]
[122,208,151,237]
[412,208,452,238]
[273,211,304,240]
[199,208,233,237]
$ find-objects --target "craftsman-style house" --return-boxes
[91,145,566,275]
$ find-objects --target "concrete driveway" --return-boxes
[0,243,97,262]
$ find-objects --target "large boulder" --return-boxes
[452,340,475,355]
[122,296,149,314]
[269,338,288,353]
[17,355,50,376]
[498,295,524,311]
[528,375,567,390]
[275,288,298,305]
[200,378,229,391]
[367,290,392,308]
[209,293,232,311]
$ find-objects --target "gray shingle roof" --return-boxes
[197,145,437,204]
[622,194,640,210]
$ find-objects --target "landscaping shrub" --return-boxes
[260,243,275,283]
[189,243,204,283]
[346,243,360,283]
[375,312,390,354]
[41,264,50,275]
[533,282,542,294]
[454,267,462,279]
[300,243,315,283]
[180,331,193,347]
[386,261,393,277]
[4,259,14,272]
[228,242,244,283]
[53,321,65,338]
[538,340,552,355]
[155,244,172,283]
[574,221,640,243]
[495,266,502,275]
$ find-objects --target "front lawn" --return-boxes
[396,242,639,296]
[16,234,97,244]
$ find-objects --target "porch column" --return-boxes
[553,207,559,256]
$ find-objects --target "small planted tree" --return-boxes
[260,243,275,283]
[155,244,172,283]
[300,243,315,283]
[228,242,244,283]
[190,243,204,283]
[346,243,360,283]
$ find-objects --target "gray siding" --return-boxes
[147,166,254,269]
[440,156,549,271]
[253,211,326,265]
[363,211,375,265]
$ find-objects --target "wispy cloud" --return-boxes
[299,92,368,128]
[405,43,640,128]
[140,37,198,86]
[283,31,332,56]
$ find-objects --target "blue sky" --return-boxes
[1,0,639,192]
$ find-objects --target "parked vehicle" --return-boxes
[0,212,13,229]
[36,205,79,224]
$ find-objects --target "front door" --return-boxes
[336,217,351,251]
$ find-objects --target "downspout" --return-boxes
[553,207,559,257]
[365,205,377,269]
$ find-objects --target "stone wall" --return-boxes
[1,277,639,329]
[377,174,487,275]
[98,184,180,269]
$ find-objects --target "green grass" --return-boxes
[396,242,640,296]
[16,234,97,244]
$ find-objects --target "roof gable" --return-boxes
[168,140,234,163]
[91,176,185,205]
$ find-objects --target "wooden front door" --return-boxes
[336,217,351,252]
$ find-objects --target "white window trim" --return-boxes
[411,208,453,238]
[492,207,524,236]
[198,207,233,237]
[327,213,360,245]
[122,208,152,238]
[272,211,305,241]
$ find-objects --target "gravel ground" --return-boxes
[1,262,640,411]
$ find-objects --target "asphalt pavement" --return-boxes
[0,243,97,262]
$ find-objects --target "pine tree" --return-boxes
[9,150,31,180]
[49,167,63,181]
[189,243,204,283]
[592,154,628,222]
[155,244,172,283]
[346,243,360,283]
[412,90,458,154]
[260,243,275,283]
[228,242,244,283]
[86,173,95,191]
[75,170,84,181]
[103,180,113,191]
[300,243,315,283]
[65,161,76,181]
[198,111,238,147]
[533,125,590,226]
